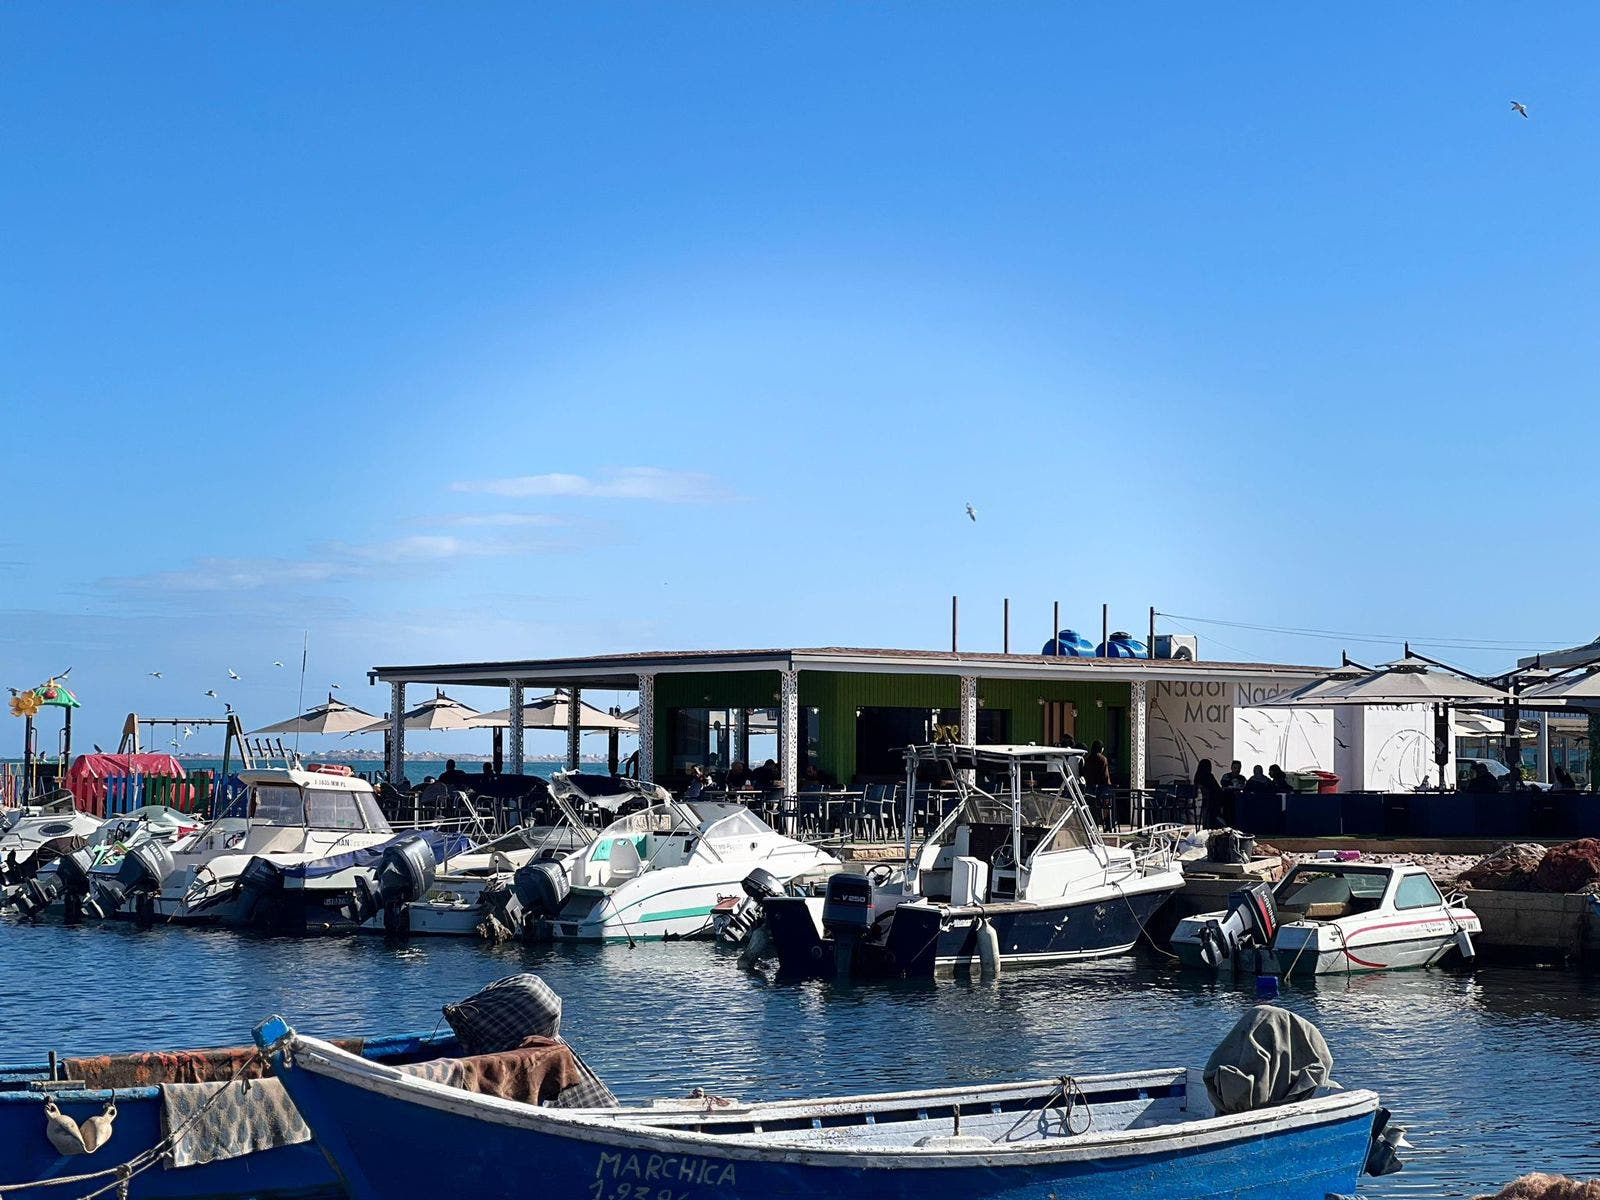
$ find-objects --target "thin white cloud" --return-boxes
[422,513,566,529]
[449,466,728,503]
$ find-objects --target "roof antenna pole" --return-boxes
[293,630,309,763]
[1003,598,1010,655]
[951,595,959,653]
[1052,600,1060,655]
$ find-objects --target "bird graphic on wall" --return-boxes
[1510,100,1529,118]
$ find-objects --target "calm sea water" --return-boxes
[0,915,1594,1197]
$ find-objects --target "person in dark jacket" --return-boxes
[1242,765,1275,796]
[1268,764,1293,793]
[1195,758,1226,828]
[1082,741,1113,790]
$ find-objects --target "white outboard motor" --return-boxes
[514,858,572,922]
[347,834,438,934]
[1198,881,1279,970]
[97,841,177,925]
[717,867,784,946]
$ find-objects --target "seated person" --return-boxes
[1268,764,1294,793]
[1220,760,1246,791]
[438,759,472,789]
[1242,765,1275,796]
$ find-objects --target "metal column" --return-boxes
[1536,711,1551,785]
[388,681,406,784]
[508,681,525,775]
[735,709,751,767]
[637,673,656,783]
[566,687,582,770]
[1129,680,1149,822]
[779,669,800,834]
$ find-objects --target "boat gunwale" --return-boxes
[283,1033,1379,1169]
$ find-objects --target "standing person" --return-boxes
[1220,760,1246,792]
[1082,740,1112,790]
[1194,759,1225,829]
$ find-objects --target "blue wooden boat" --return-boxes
[0,1030,457,1200]
[255,1010,1402,1200]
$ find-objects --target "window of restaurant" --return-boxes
[670,708,714,773]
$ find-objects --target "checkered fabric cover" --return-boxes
[558,1049,620,1109]
[443,974,563,1053]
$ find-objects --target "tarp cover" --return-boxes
[1203,1005,1333,1115]
[66,754,184,803]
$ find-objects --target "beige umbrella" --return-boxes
[1520,666,1600,706]
[252,694,381,736]
[1454,711,1538,740]
[357,689,481,733]
[467,689,637,732]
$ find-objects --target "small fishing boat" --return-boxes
[1,806,203,921]
[0,794,101,891]
[1171,857,1482,976]
[760,743,1184,978]
[524,798,838,942]
[256,986,1405,1200]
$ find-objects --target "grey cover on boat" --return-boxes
[1203,1004,1333,1116]
[443,973,562,1054]
[160,1077,310,1168]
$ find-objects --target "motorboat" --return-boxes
[390,823,595,938]
[1171,856,1482,976]
[759,743,1185,978]
[1,805,204,921]
[528,799,839,942]
[130,765,410,932]
[549,771,672,819]
[0,794,101,891]
[255,984,1405,1200]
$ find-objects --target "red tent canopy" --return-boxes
[66,753,185,813]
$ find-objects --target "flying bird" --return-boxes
[227,669,241,680]
[1511,100,1529,118]
[182,725,195,740]
[965,503,977,522]
[273,661,284,668]
[203,689,219,699]
[169,739,181,750]
[330,683,342,690]
[55,667,72,681]
[148,671,163,678]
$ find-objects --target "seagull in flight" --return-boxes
[1511,100,1529,118]
[169,739,182,750]
[227,668,241,680]
[965,503,977,522]
[203,689,219,699]
[148,671,163,678]
[273,661,284,668]
[182,725,195,740]
[330,682,342,690]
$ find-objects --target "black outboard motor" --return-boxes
[237,855,287,928]
[54,849,98,923]
[95,842,177,925]
[513,858,572,922]
[1198,881,1280,970]
[717,867,785,947]
[346,834,438,935]
[12,872,62,921]
[821,873,880,977]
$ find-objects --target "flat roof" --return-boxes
[369,646,1327,689]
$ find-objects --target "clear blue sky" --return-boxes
[4,3,1598,750]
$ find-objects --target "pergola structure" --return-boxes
[369,647,1324,795]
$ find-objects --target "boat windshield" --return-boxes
[962,786,1073,828]
[601,803,697,836]
[251,784,304,825]
[1277,865,1390,907]
[698,806,773,839]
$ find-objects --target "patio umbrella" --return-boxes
[1454,711,1538,740]
[1266,661,1369,707]
[252,695,381,736]
[466,689,637,732]
[356,689,482,733]
[1263,655,1511,789]
[1519,666,1600,707]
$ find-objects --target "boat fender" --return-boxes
[80,1102,116,1153]
[976,918,1001,978]
[1455,927,1477,966]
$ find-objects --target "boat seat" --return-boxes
[605,838,642,885]
[1284,901,1350,920]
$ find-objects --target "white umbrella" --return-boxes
[252,694,380,736]
[1520,667,1600,706]
[1292,655,1510,706]
[357,689,481,733]
[1455,711,1538,740]
[467,689,637,733]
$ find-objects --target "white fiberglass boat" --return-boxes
[395,824,595,937]
[1171,858,1481,976]
[0,795,101,886]
[530,799,838,942]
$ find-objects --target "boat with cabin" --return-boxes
[759,743,1185,977]
[1170,856,1482,976]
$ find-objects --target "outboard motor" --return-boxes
[513,859,572,922]
[54,849,98,924]
[717,867,785,947]
[12,872,62,921]
[821,873,879,977]
[86,841,178,925]
[346,834,438,935]
[1198,881,1279,971]
[237,855,287,928]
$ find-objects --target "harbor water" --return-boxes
[2,916,1596,1197]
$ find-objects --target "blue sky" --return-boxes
[4,3,1598,750]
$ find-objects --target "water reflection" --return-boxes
[4,914,1599,1195]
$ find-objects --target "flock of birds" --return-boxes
[135,661,345,750]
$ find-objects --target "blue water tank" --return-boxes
[1096,632,1149,658]
[1041,629,1095,657]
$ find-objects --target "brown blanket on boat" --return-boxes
[65,1038,365,1090]
[399,1036,616,1108]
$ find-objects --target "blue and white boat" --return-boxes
[256,997,1403,1200]
[0,1029,458,1200]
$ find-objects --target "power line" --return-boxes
[1156,612,1578,655]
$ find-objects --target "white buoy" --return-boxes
[976,919,1001,978]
